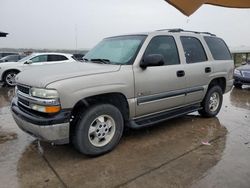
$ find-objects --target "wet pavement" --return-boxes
[0,85,249,188]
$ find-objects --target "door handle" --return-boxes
[205,67,211,73]
[176,70,185,77]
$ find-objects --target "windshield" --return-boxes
[84,35,146,65]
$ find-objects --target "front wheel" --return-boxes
[199,86,223,117]
[72,104,124,156]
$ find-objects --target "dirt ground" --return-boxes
[0,85,249,188]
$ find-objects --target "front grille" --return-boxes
[242,71,250,78]
[18,97,30,107]
[17,85,30,95]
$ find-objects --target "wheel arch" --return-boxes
[2,69,21,80]
[208,77,226,93]
[69,92,130,133]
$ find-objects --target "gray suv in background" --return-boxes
[11,29,234,156]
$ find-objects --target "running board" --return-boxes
[128,104,202,129]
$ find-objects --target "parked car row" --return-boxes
[0,52,78,86]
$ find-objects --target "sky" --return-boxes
[1,0,250,50]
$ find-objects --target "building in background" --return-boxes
[230,46,250,67]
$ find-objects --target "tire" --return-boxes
[3,70,19,87]
[234,83,242,89]
[72,104,124,156]
[199,86,223,117]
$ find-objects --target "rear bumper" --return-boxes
[11,97,71,144]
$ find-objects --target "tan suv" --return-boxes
[11,29,234,156]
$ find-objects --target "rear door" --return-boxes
[179,36,212,105]
[46,54,70,64]
[134,35,186,117]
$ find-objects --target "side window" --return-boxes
[31,55,48,63]
[204,36,232,60]
[48,55,68,61]
[180,36,207,63]
[144,36,180,65]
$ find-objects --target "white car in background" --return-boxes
[0,53,77,86]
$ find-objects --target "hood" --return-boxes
[16,62,121,88]
[237,64,250,71]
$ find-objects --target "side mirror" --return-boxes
[24,60,32,64]
[140,54,164,69]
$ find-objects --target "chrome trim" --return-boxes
[242,71,250,77]
[17,90,60,106]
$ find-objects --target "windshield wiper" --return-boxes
[90,58,110,64]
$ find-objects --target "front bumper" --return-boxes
[11,97,71,144]
[234,75,250,85]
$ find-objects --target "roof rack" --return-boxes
[156,28,216,36]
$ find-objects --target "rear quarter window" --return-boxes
[48,55,68,61]
[204,36,232,60]
[180,36,207,64]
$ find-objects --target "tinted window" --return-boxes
[181,36,207,63]
[48,55,68,61]
[204,36,232,60]
[144,36,180,65]
[31,55,48,63]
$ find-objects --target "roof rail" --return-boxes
[156,28,183,32]
[156,28,216,36]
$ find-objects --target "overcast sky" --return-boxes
[1,0,250,50]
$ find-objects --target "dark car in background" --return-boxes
[0,52,18,59]
[234,63,250,88]
[0,54,26,63]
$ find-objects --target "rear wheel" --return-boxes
[4,70,19,87]
[72,104,124,156]
[199,86,223,117]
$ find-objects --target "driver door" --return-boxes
[23,55,48,69]
[134,35,186,117]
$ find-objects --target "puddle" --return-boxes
[0,131,17,144]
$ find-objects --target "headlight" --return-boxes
[234,69,241,76]
[30,88,59,99]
